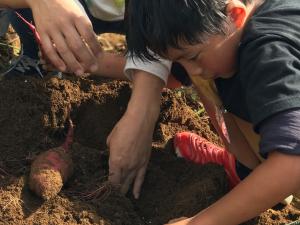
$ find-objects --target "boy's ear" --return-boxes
[227,1,247,28]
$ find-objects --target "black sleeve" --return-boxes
[259,108,300,157]
[238,37,300,130]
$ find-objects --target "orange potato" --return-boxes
[29,147,73,200]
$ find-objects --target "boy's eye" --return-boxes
[188,52,201,61]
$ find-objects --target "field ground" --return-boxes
[0,31,299,225]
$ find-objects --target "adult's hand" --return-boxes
[107,71,164,198]
[26,0,101,75]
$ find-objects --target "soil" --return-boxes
[0,76,299,225]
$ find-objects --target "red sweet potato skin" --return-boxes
[29,147,73,200]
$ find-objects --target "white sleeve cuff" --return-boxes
[124,55,172,85]
[73,0,89,17]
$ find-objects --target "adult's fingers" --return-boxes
[40,33,66,71]
[50,31,84,75]
[39,50,55,71]
[132,165,147,199]
[64,25,98,72]
[75,18,102,59]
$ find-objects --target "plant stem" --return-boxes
[0,42,21,52]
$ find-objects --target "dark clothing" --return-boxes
[215,0,300,156]
[259,108,300,157]
[235,160,252,180]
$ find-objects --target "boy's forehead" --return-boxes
[166,47,188,61]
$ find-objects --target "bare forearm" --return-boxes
[94,52,127,80]
[189,151,300,225]
[126,70,164,120]
[107,71,164,198]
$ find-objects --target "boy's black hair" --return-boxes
[126,0,252,61]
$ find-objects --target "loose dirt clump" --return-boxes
[0,76,299,225]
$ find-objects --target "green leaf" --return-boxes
[114,0,125,8]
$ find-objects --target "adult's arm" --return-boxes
[1,0,102,76]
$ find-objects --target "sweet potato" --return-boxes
[29,118,74,200]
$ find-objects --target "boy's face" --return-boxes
[166,31,241,80]
[164,0,258,80]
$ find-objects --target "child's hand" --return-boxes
[107,70,163,199]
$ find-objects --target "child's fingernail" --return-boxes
[90,64,98,72]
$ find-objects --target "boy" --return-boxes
[126,0,300,224]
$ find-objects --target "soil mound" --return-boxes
[0,76,298,225]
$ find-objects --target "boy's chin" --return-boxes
[218,71,236,79]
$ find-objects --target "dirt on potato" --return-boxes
[0,76,299,225]
[29,147,74,200]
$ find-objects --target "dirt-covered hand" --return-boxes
[107,71,164,199]
[107,109,156,199]
[27,0,101,76]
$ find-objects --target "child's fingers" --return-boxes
[132,165,147,199]
[120,170,136,195]
[108,164,123,187]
